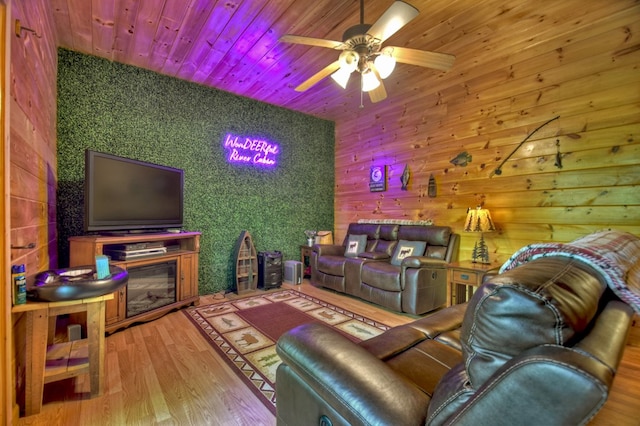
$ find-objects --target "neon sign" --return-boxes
[223,133,280,167]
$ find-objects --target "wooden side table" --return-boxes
[300,245,313,277]
[12,294,112,416]
[447,261,493,306]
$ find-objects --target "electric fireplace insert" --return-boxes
[126,261,177,318]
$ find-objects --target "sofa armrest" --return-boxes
[360,303,467,359]
[276,323,430,426]
[435,344,616,426]
[313,244,345,257]
[402,256,447,268]
[575,299,634,370]
[432,299,633,426]
[359,251,390,260]
[482,266,501,283]
[408,302,467,338]
[400,258,449,315]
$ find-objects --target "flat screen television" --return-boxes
[84,150,184,233]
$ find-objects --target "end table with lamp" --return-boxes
[447,261,494,306]
[300,230,333,278]
[302,230,317,278]
[449,205,497,306]
[300,245,313,278]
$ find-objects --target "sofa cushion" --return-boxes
[426,256,608,424]
[343,224,380,243]
[390,240,427,266]
[378,224,399,240]
[500,230,640,313]
[375,239,398,257]
[385,339,463,397]
[359,251,390,260]
[425,245,447,260]
[361,262,402,291]
[462,256,606,387]
[398,225,451,245]
[344,234,367,258]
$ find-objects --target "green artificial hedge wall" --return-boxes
[56,49,335,294]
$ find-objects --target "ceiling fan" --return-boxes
[279,0,455,103]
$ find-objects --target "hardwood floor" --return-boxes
[16,282,640,425]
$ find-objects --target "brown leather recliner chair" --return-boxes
[276,256,634,426]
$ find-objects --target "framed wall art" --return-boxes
[369,165,387,192]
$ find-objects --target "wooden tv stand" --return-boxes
[69,232,200,334]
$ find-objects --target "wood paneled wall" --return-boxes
[334,0,640,266]
[10,0,58,277]
[8,0,58,420]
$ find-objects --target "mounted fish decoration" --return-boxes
[428,174,437,198]
[400,164,410,190]
[450,151,472,167]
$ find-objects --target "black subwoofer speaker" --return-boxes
[258,251,282,290]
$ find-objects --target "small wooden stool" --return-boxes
[12,294,112,416]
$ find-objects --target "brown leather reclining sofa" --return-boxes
[311,223,459,315]
[276,256,634,425]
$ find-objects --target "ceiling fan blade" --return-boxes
[368,63,387,103]
[389,46,455,71]
[295,61,341,92]
[279,34,344,50]
[367,1,419,43]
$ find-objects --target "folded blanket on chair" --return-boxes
[500,230,640,313]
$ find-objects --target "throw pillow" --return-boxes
[344,234,368,258]
[390,240,427,266]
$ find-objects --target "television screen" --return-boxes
[84,150,184,232]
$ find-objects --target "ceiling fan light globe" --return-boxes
[338,50,359,73]
[374,53,395,79]
[361,70,380,92]
[331,67,351,89]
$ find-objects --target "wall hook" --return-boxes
[554,139,563,169]
[11,242,36,249]
[15,19,41,38]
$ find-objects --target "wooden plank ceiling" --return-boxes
[49,0,498,122]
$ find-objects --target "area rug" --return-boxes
[183,289,391,414]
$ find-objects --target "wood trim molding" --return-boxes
[1,1,13,423]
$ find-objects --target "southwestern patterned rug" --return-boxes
[183,289,391,414]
